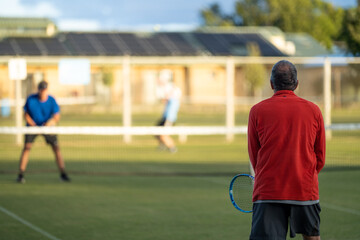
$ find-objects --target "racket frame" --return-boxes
[229,174,255,213]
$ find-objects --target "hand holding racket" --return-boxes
[229,174,254,213]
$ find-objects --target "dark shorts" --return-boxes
[156,118,175,127]
[250,203,321,240]
[157,118,166,126]
[25,134,58,146]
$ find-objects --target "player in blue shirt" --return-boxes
[16,81,70,183]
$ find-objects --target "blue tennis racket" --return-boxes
[229,174,254,213]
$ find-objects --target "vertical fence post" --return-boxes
[122,56,132,143]
[9,58,26,145]
[226,57,235,142]
[15,79,22,145]
[324,57,332,139]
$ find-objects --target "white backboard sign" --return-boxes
[8,58,27,80]
[58,59,90,85]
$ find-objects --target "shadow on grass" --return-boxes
[322,165,360,172]
[0,160,251,177]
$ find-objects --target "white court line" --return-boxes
[321,203,360,216]
[0,206,61,240]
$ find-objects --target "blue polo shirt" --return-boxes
[23,94,60,126]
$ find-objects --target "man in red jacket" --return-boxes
[248,60,325,240]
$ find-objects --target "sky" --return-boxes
[0,0,357,31]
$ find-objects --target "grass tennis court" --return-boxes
[0,111,359,239]
[0,135,359,239]
[0,170,359,240]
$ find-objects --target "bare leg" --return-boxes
[303,235,320,240]
[51,144,65,172]
[160,120,177,152]
[155,135,163,145]
[19,143,32,173]
[159,135,175,149]
[51,144,70,181]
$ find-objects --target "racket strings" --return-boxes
[232,176,254,212]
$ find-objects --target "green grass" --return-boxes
[0,134,359,240]
[0,171,359,240]
[0,174,251,240]
[332,108,360,123]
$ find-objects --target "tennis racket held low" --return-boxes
[229,174,254,213]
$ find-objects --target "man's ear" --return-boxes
[270,80,274,90]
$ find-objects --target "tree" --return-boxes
[235,0,267,26]
[343,65,360,102]
[244,43,266,97]
[341,6,360,56]
[200,3,235,27]
[101,67,114,86]
[200,0,344,49]
[265,0,343,49]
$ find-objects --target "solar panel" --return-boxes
[242,33,284,56]
[135,35,158,56]
[113,33,196,56]
[90,33,124,56]
[154,33,198,56]
[0,32,285,57]
[11,38,42,56]
[193,33,231,55]
[163,33,197,55]
[143,34,172,56]
[64,33,99,56]
[85,34,107,55]
[38,37,69,56]
[192,32,285,56]
[0,38,17,55]
[108,33,131,55]
[116,33,149,56]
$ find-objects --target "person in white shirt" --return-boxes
[155,70,181,153]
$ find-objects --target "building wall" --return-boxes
[188,65,226,103]
[0,65,11,98]
[0,60,331,112]
[0,61,269,107]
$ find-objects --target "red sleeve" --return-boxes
[315,111,326,173]
[248,107,260,170]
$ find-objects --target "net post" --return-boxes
[122,56,132,143]
[226,57,235,142]
[323,57,332,139]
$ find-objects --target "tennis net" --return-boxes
[0,126,249,176]
[0,124,359,176]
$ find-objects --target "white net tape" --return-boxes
[0,124,358,136]
[0,126,248,136]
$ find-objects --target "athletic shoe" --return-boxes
[157,143,167,151]
[169,147,178,153]
[16,174,26,184]
[60,173,71,182]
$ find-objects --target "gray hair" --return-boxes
[270,60,298,91]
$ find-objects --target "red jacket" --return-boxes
[248,90,326,202]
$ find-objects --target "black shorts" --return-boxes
[156,118,175,127]
[250,203,321,239]
[24,134,58,146]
